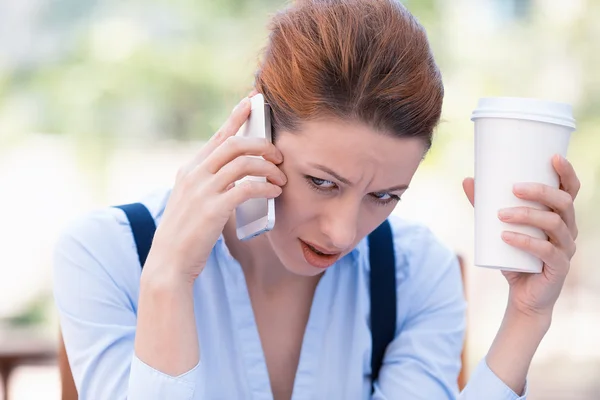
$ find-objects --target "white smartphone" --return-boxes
[234,93,276,241]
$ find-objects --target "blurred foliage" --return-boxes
[0,0,445,148]
[0,0,599,210]
[3,292,53,327]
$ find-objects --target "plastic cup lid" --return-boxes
[470,97,576,129]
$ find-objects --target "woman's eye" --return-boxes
[310,177,336,188]
[372,192,391,200]
[370,192,400,205]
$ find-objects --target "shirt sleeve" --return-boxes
[53,209,203,400]
[459,359,528,400]
[129,355,203,399]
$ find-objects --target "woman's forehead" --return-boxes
[276,119,425,185]
[278,119,424,157]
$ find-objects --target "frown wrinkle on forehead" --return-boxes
[276,119,425,192]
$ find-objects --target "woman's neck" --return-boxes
[223,214,317,295]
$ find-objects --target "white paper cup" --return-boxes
[471,97,576,273]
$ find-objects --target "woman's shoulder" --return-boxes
[53,188,172,285]
[385,214,460,283]
[57,188,170,244]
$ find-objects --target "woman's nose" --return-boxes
[321,202,359,251]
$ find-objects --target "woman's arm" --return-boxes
[461,154,581,398]
[54,209,200,400]
[132,92,285,378]
[56,92,286,399]
[485,307,550,395]
[134,265,199,376]
[458,307,549,399]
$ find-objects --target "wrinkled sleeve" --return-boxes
[372,218,527,400]
[53,210,203,400]
[459,359,528,400]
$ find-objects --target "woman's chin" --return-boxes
[281,261,323,277]
[278,253,334,277]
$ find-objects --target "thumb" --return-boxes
[462,177,475,207]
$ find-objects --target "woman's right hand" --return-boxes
[144,95,286,284]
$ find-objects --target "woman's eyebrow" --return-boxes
[309,163,353,185]
[377,184,409,192]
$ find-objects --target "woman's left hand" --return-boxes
[463,154,581,319]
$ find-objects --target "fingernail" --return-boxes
[502,231,515,241]
[240,97,250,109]
[233,97,249,112]
[498,208,513,221]
[560,155,569,165]
[513,183,528,195]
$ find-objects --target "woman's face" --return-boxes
[265,118,426,276]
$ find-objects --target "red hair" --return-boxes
[254,0,443,149]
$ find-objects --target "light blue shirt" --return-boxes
[53,188,527,400]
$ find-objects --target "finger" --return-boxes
[462,177,474,207]
[512,182,577,239]
[203,136,283,174]
[501,231,570,279]
[222,180,282,210]
[498,207,576,257]
[247,88,259,98]
[552,154,581,200]
[215,156,287,191]
[192,97,252,165]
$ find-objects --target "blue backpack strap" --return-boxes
[114,203,156,269]
[368,218,397,391]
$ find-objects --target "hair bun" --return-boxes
[255,0,443,149]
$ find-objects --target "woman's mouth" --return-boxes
[299,240,341,269]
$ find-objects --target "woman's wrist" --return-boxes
[140,251,199,292]
[485,304,552,396]
[136,264,199,376]
[504,302,553,332]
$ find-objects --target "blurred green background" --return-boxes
[0,0,599,399]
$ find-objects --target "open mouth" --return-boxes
[306,243,329,255]
[300,240,341,269]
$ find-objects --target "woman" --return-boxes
[53,1,581,399]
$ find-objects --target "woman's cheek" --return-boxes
[275,176,314,225]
